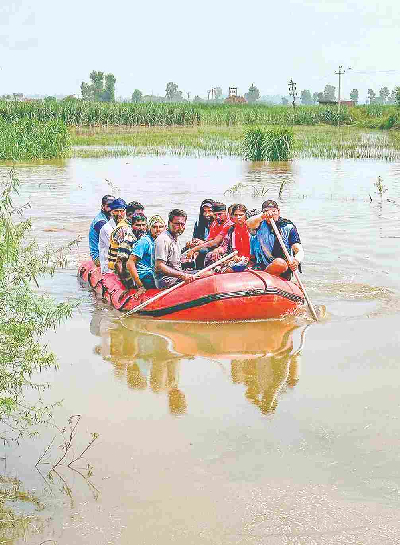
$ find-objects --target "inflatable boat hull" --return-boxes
[78,260,305,321]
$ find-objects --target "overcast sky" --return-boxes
[1,0,399,102]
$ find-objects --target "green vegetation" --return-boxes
[0,475,44,544]
[0,170,75,441]
[69,125,400,161]
[243,127,269,160]
[264,127,293,161]
[243,127,293,161]
[1,100,399,128]
[0,119,71,160]
[81,70,117,103]
[0,102,399,162]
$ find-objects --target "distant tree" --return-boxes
[165,82,183,102]
[44,96,57,102]
[80,71,116,102]
[349,89,359,104]
[193,95,203,103]
[281,97,289,105]
[142,94,164,103]
[244,83,260,103]
[379,86,390,104]
[323,85,336,101]
[103,74,116,102]
[395,87,400,107]
[131,89,143,103]
[214,86,223,101]
[312,92,319,104]
[367,89,376,104]
[0,94,12,101]
[63,95,79,102]
[91,71,105,101]
[300,89,313,105]
[388,88,396,104]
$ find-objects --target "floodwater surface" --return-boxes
[1,155,400,544]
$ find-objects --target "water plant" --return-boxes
[374,175,388,196]
[264,127,294,161]
[242,126,293,161]
[242,127,268,160]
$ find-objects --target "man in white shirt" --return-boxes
[98,198,127,274]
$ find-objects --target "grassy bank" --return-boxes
[1,101,399,129]
[71,125,400,161]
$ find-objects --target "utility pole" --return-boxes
[335,65,345,115]
[288,79,297,110]
[334,65,351,126]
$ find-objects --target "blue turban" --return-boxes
[109,198,127,210]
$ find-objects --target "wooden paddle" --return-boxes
[123,250,239,317]
[269,218,318,321]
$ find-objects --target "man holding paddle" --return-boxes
[247,200,304,281]
[154,209,197,289]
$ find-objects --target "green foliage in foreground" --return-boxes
[243,127,293,161]
[0,170,75,441]
[0,119,71,160]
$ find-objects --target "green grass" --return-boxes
[70,125,400,161]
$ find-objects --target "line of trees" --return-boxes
[297,85,400,106]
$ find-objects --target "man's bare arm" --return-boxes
[155,259,193,282]
[246,213,265,230]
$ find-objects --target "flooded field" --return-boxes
[1,155,400,544]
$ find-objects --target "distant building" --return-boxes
[224,86,247,104]
[318,99,355,107]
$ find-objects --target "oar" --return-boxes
[270,218,318,321]
[123,250,238,317]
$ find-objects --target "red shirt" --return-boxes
[207,218,234,241]
[231,224,251,258]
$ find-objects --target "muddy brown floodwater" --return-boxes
[1,155,400,544]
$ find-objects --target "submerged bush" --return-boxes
[0,119,71,160]
[242,127,268,160]
[264,127,294,161]
[243,126,293,161]
[0,170,75,441]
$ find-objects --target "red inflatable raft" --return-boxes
[78,260,305,321]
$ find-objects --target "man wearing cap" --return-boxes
[247,200,304,280]
[98,198,127,274]
[89,195,115,266]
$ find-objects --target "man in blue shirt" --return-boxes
[247,200,304,280]
[88,195,115,266]
[123,215,166,296]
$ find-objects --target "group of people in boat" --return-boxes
[88,196,304,297]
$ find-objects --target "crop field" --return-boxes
[0,100,399,128]
[0,102,399,161]
[0,119,71,160]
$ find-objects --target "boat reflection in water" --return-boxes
[91,312,303,416]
